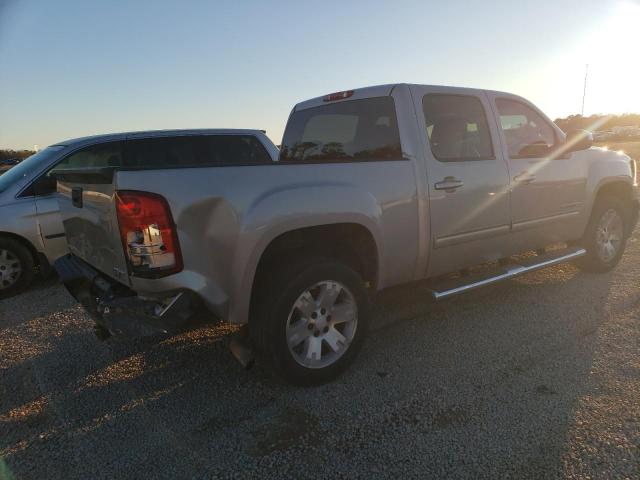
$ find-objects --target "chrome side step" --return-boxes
[427,247,586,300]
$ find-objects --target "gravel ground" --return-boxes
[1,234,639,479]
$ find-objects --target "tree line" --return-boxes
[554,113,640,134]
[0,149,36,162]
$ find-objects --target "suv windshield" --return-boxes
[0,146,65,194]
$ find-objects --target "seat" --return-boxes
[430,116,467,159]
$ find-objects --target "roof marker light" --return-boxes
[323,90,354,102]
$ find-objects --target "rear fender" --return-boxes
[228,183,384,324]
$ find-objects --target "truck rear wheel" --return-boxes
[251,258,370,386]
[0,238,35,299]
[577,195,628,272]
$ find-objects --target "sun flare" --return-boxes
[583,1,640,114]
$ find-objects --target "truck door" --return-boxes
[486,93,588,248]
[411,86,512,277]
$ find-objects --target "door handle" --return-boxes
[434,176,464,192]
[514,172,536,184]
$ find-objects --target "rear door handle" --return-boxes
[514,172,536,184]
[434,177,464,192]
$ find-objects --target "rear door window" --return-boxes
[125,135,272,167]
[279,97,402,163]
[202,135,272,165]
[422,95,494,161]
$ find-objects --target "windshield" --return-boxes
[0,146,65,194]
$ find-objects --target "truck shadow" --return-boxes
[2,237,639,477]
[0,272,59,302]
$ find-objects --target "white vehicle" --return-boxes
[0,148,69,297]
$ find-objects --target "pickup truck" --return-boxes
[53,85,639,385]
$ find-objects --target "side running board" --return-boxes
[427,246,586,300]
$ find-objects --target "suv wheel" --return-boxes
[577,195,628,272]
[0,238,35,298]
[251,258,370,386]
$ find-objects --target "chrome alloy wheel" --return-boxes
[286,280,358,369]
[596,208,624,263]
[0,248,23,290]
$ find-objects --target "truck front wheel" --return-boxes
[251,258,370,386]
[577,195,629,272]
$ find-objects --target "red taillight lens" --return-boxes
[323,90,354,102]
[115,191,182,277]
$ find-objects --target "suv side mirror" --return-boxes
[565,129,593,152]
[33,175,58,196]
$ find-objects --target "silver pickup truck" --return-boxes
[53,84,639,385]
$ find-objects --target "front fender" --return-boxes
[0,199,41,252]
[586,149,634,211]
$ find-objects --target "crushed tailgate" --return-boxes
[54,167,131,285]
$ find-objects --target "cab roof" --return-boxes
[292,83,520,112]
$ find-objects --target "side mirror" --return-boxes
[565,129,593,152]
[33,175,58,196]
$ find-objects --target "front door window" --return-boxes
[495,99,556,158]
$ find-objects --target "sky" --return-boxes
[1,0,639,150]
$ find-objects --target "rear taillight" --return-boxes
[115,191,182,277]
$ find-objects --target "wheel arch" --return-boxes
[591,179,636,235]
[0,231,40,266]
[247,222,380,324]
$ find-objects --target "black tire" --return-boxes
[576,195,629,273]
[0,237,35,299]
[251,258,371,386]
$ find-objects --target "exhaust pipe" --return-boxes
[93,324,112,341]
[229,326,255,370]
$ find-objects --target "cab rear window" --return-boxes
[279,97,402,163]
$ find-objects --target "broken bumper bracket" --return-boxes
[54,254,201,338]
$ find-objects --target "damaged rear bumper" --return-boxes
[54,254,201,337]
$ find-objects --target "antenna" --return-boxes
[581,64,588,116]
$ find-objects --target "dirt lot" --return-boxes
[595,140,640,160]
[1,233,640,479]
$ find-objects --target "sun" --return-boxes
[582,1,640,115]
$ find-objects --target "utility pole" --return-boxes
[581,64,588,116]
